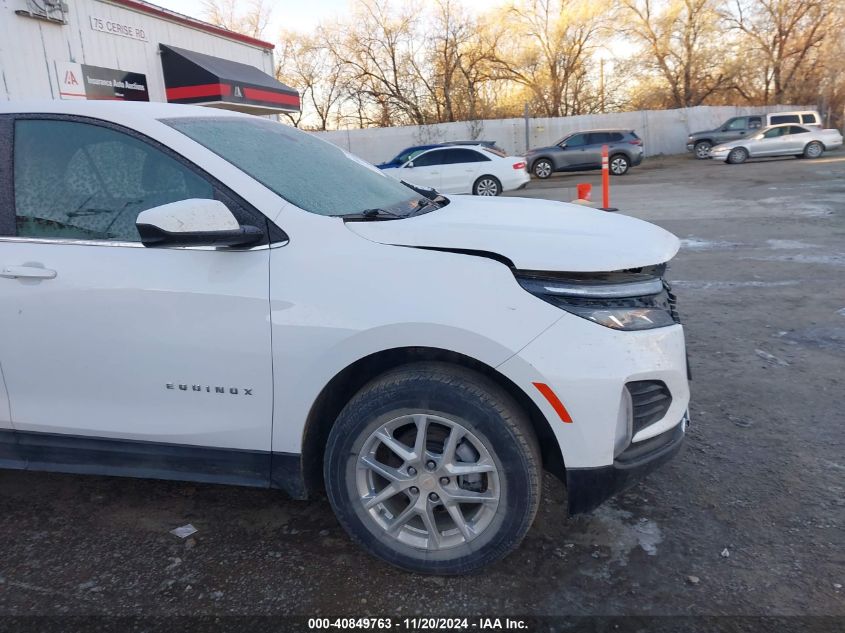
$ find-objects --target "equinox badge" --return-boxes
[166,383,253,395]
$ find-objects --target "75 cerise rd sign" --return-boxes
[89,15,148,42]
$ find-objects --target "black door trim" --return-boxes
[0,116,14,237]
[0,429,307,498]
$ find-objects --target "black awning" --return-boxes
[160,44,300,114]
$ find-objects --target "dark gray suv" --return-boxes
[686,115,764,159]
[524,129,644,179]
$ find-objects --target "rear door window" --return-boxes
[749,117,763,129]
[788,126,809,135]
[587,132,610,145]
[443,149,489,164]
[412,149,449,167]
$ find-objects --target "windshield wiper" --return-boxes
[341,208,404,221]
[408,195,447,217]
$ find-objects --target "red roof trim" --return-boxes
[102,0,275,50]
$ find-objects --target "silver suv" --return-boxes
[525,129,644,178]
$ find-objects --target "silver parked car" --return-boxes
[710,124,843,164]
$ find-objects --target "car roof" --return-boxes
[0,100,247,126]
[566,128,632,133]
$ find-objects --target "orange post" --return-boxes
[600,144,617,211]
[601,144,610,209]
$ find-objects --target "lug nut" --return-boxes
[410,486,419,495]
[426,460,436,471]
[407,467,417,476]
[429,492,439,502]
[439,476,450,485]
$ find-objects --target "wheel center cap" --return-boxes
[418,474,437,491]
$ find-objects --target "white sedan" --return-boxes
[710,124,843,164]
[382,145,530,195]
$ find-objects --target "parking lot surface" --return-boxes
[1,153,843,618]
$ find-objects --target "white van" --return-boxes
[766,111,821,127]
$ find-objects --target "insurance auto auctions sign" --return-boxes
[57,63,150,102]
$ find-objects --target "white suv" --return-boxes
[0,102,689,574]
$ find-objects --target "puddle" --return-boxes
[672,280,799,290]
[680,238,742,251]
[766,239,819,250]
[570,506,663,580]
[782,327,845,353]
[746,254,845,266]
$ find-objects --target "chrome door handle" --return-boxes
[1,266,58,280]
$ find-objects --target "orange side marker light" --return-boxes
[532,382,573,423]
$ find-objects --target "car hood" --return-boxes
[344,196,680,272]
[711,138,746,150]
[690,128,720,137]
[525,146,557,154]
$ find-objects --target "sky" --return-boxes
[151,0,494,39]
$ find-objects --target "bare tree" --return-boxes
[490,0,610,117]
[621,0,732,108]
[726,0,839,104]
[277,29,347,130]
[201,0,274,39]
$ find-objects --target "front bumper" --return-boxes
[566,414,687,514]
[709,148,730,160]
[686,143,695,152]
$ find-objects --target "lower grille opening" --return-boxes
[627,380,672,434]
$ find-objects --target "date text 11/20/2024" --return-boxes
[308,618,529,630]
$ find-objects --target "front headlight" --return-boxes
[515,269,679,331]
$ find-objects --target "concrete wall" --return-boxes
[314,105,808,163]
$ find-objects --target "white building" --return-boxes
[0,0,300,115]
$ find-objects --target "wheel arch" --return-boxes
[300,346,565,497]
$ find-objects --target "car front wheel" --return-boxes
[693,141,712,159]
[726,147,748,164]
[324,363,542,575]
[532,159,553,179]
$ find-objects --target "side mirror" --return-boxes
[405,161,414,168]
[136,199,263,248]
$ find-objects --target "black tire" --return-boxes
[473,175,502,196]
[726,147,748,164]
[324,362,542,575]
[609,153,630,175]
[693,141,712,159]
[532,158,553,179]
[803,141,824,159]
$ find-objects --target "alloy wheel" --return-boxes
[533,161,552,178]
[355,413,501,551]
[805,142,822,158]
[694,142,711,159]
[476,178,500,196]
[610,156,629,175]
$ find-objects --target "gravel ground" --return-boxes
[0,152,843,625]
